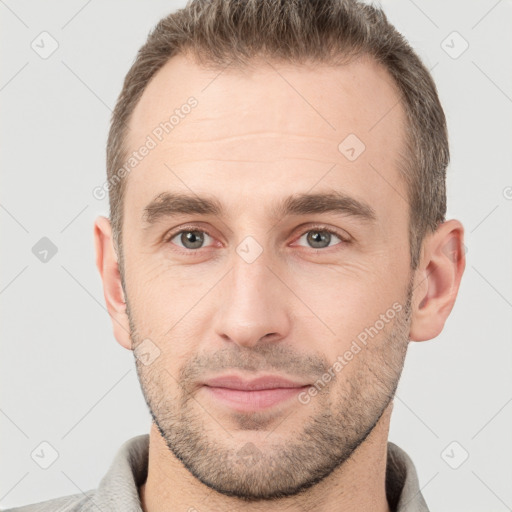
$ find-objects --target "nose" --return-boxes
[212,253,292,349]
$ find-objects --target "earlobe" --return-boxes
[94,215,132,350]
[409,219,466,342]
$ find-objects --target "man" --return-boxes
[6,0,465,510]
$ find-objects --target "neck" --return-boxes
[140,403,393,512]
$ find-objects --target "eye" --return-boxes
[294,227,347,250]
[167,228,214,251]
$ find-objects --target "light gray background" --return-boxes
[1,1,511,510]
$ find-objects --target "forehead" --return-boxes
[122,52,409,230]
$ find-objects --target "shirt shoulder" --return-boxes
[386,441,430,512]
[2,434,149,512]
[1,489,96,512]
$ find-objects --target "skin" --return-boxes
[94,52,465,512]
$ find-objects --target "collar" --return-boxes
[92,435,429,511]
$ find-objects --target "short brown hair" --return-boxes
[106,0,448,273]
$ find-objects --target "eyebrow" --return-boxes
[142,190,377,227]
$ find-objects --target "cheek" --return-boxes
[127,258,202,319]
[127,264,215,364]
[290,264,406,356]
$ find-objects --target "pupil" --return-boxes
[308,230,330,248]
[183,231,203,249]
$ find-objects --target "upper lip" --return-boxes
[202,374,310,391]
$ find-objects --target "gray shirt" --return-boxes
[3,435,430,511]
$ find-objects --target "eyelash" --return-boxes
[163,224,351,255]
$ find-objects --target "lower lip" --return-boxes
[203,385,310,412]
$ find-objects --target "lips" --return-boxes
[202,374,309,391]
[201,374,311,412]
[201,374,310,413]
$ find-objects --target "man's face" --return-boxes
[121,53,413,499]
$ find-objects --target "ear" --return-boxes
[409,219,466,342]
[94,215,132,350]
